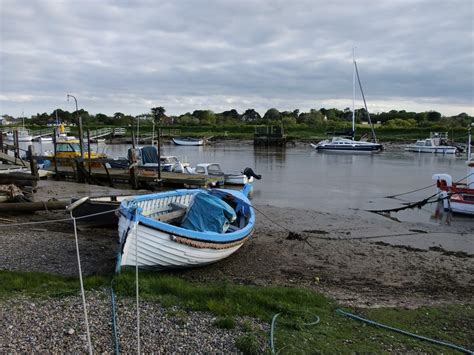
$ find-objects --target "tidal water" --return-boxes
[30,140,471,224]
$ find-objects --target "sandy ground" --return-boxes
[0,180,472,308]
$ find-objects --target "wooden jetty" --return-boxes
[41,161,224,188]
[254,125,287,146]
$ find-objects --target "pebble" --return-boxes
[0,290,269,353]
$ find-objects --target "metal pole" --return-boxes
[67,94,84,159]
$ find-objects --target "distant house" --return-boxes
[0,115,13,126]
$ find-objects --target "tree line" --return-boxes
[3,107,472,129]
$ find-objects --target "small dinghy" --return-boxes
[116,184,254,269]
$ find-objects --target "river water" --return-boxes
[29,140,472,225]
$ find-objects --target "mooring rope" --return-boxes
[134,216,141,355]
[70,213,93,355]
[0,207,121,227]
[386,172,473,199]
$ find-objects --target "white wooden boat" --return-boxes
[405,133,457,154]
[172,137,204,146]
[116,185,254,269]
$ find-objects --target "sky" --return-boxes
[0,0,473,118]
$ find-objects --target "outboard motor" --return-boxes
[242,167,262,180]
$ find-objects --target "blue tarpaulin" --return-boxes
[181,192,236,233]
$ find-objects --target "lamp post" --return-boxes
[67,94,84,158]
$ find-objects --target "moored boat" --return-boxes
[405,132,457,154]
[172,137,204,146]
[116,184,254,269]
[188,163,261,185]
[311,52,383,153]
[432,161,474,216]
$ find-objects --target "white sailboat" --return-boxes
[311,50,383,152]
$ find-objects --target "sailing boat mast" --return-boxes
[352,50,356,140]
[353,53,378,143]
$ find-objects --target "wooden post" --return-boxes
[53,130,59,180]
[28,145,39,178]
[129,148,138,189]
[104,162,114,187]
[14,130,19,159]
[0,131,3,153]
[87,129,91,175]
[157,126,162,181]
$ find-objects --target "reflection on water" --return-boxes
[25,141,471,224]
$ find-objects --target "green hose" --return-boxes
[270,312,320,354]
[336,308,473,354]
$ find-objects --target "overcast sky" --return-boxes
[0,0,473,118]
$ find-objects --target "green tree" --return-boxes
[263,108,281,123]
[151,106,166,126]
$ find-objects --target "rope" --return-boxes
[71,214,93,355]
[366,192,443,214]
[386,172,474,199]
[134,218,141,354]
[110,278,121,355]
[336,308,473,354]
[0,207,120,227]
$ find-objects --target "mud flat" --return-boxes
[0,180,472,308]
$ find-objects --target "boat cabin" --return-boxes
[194,163,224,176]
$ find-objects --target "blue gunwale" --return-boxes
[119,187,254,243]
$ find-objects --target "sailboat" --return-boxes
[311,51,383,152]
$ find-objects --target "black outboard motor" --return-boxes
[242,167,262,180]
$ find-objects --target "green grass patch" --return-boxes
[0,270,107,298]
[0,270,472,353]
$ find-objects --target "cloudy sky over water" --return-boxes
[0,0,473,117]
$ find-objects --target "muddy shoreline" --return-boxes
[0,180,472,308]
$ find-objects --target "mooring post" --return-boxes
[28,145,39,178]
[129,147,138,189]
[87,129,91,175]
[53,130,59,180]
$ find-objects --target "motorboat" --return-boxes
[5,129,32,142]
[405,133,457,154]
[187,163,261,185]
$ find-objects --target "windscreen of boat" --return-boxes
[140,146,158,164]
[181,192,236,233]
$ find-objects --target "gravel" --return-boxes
[0,290,269,353]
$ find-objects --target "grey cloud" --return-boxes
[0,0,472,117]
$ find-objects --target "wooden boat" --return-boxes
[405,133,457,154]
[116,184,254,269]
[67,194,137,227]
[172,137,204,146]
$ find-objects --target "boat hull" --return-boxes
[117,187,254,269]
[405,146,457,154]
[172,138,204,146]
[314,144,383,152]
[118,220,246,269]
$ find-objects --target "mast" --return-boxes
[352,49,356,140]
[354,57,378,143]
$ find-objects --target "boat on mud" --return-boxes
[116,184,254,269]
[172,137,204,146]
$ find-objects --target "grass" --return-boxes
[1,270,472,353]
